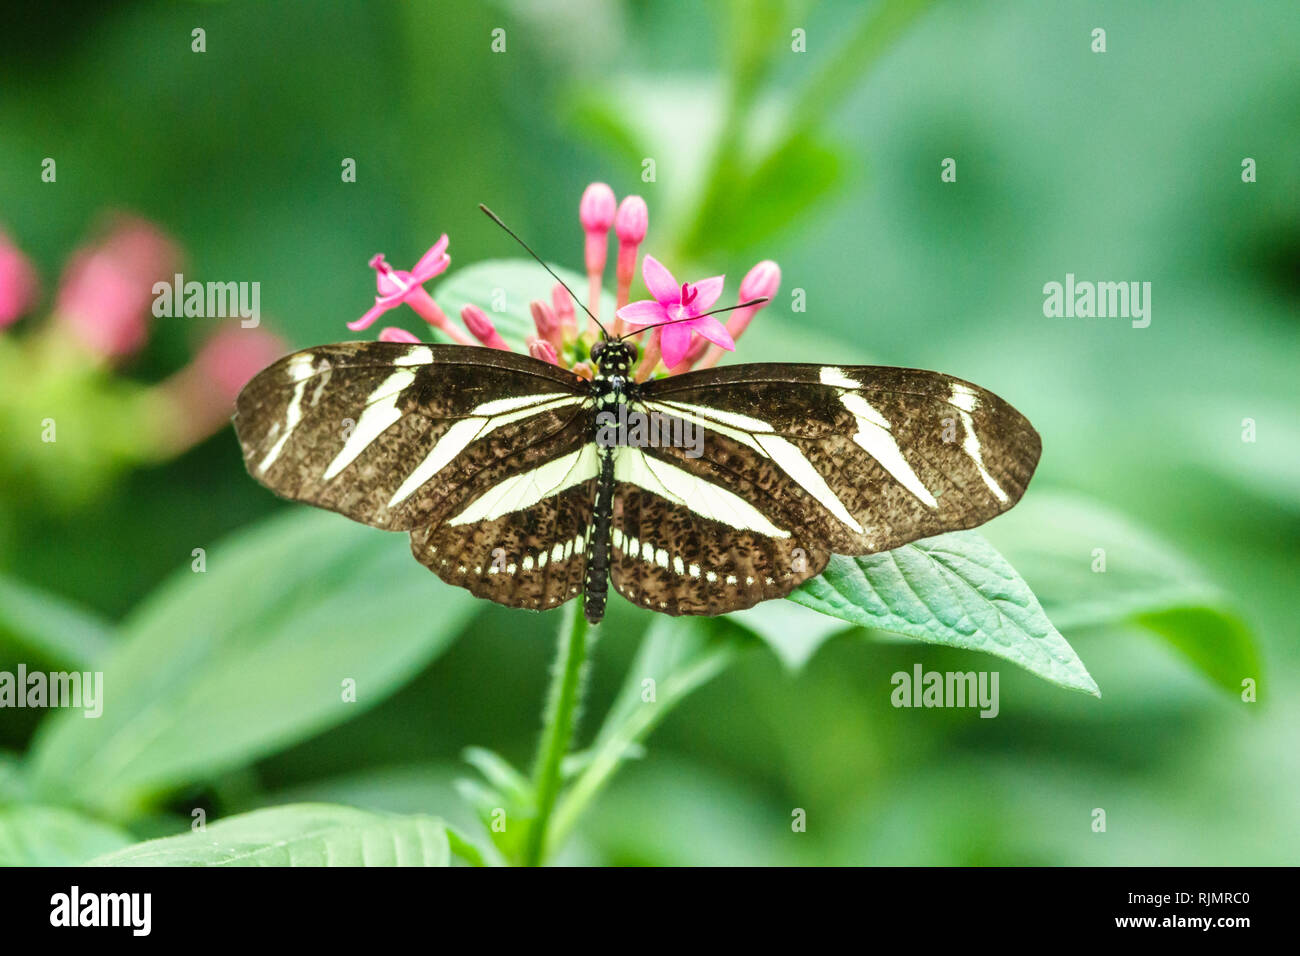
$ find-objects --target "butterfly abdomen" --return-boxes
[583,443,617,623]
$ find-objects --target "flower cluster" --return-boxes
[0,217,286,505]
[352,183,780,380]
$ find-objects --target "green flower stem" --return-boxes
[522,602,593,866]
[548,642,736,850]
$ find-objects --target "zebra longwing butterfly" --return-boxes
[233,336,1040,624]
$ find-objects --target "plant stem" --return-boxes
[548,646,734,849]
[521,602,592,866]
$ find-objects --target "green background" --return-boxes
[0,0,1296,864]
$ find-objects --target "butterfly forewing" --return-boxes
[633,363,1040,561]
[234,342,589,531]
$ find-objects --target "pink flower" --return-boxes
[56,216,179,359]
[194,325,289,403]
[350,236,472,345]
[740,259,781,305]
[0,229,39,328]
[378,326,421,344]
[615,255,734,369]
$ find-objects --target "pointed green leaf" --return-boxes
[89,804,450,867]
[981,492,1259,694]
[0,572,114,670]
[790,532,1100,695]
[0,805,132,866]
[29,510,479,818]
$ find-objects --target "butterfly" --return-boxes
[233,213,1040,625]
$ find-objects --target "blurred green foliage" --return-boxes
[0,0,1296,864]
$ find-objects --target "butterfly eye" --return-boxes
[590,341,606,361]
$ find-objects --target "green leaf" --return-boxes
[790,533,1100,696]
[1180,396,1300,508]
[433,259,617,352]
[452,777,524,862]
[726,600,857,671]
[583,758,802,867]
[683,133,846,258]
[0,571,114,670]
[88,804,450,867]
[0,805,132,866]
[28,509,480,819]
[0,752,26,805]
[980,492,1260,694]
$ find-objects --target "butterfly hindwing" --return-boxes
[410,476,598,612]
[608,476,829,616]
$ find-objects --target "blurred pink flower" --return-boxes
[195,325,289,403]
[56,216,179,359]
[379,326,422,343]
[616,255,733,369]
[156,324,288,454]
[0,229,39,328]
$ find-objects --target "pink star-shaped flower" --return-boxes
[349,235,451,331]
[615,256,734,369]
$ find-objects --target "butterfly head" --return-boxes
[589,339,635,378]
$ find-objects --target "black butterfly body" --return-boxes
[233,339,1040,624]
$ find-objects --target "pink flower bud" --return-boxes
[527,336,559,365]
[581,182,616,276]
[530,299,563,351]
[552,282,577,334]
[56,216,179,360]
[613,196,648,323]
[614,195,647,245]
[739,260,781,303]
[694,261,781,371]
[379,326,421,343]
[580,182,616,234]
[460,304,511,350]
[0,229,39,328]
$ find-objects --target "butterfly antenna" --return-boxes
[478,204,609,339]
[621,298,770,338]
